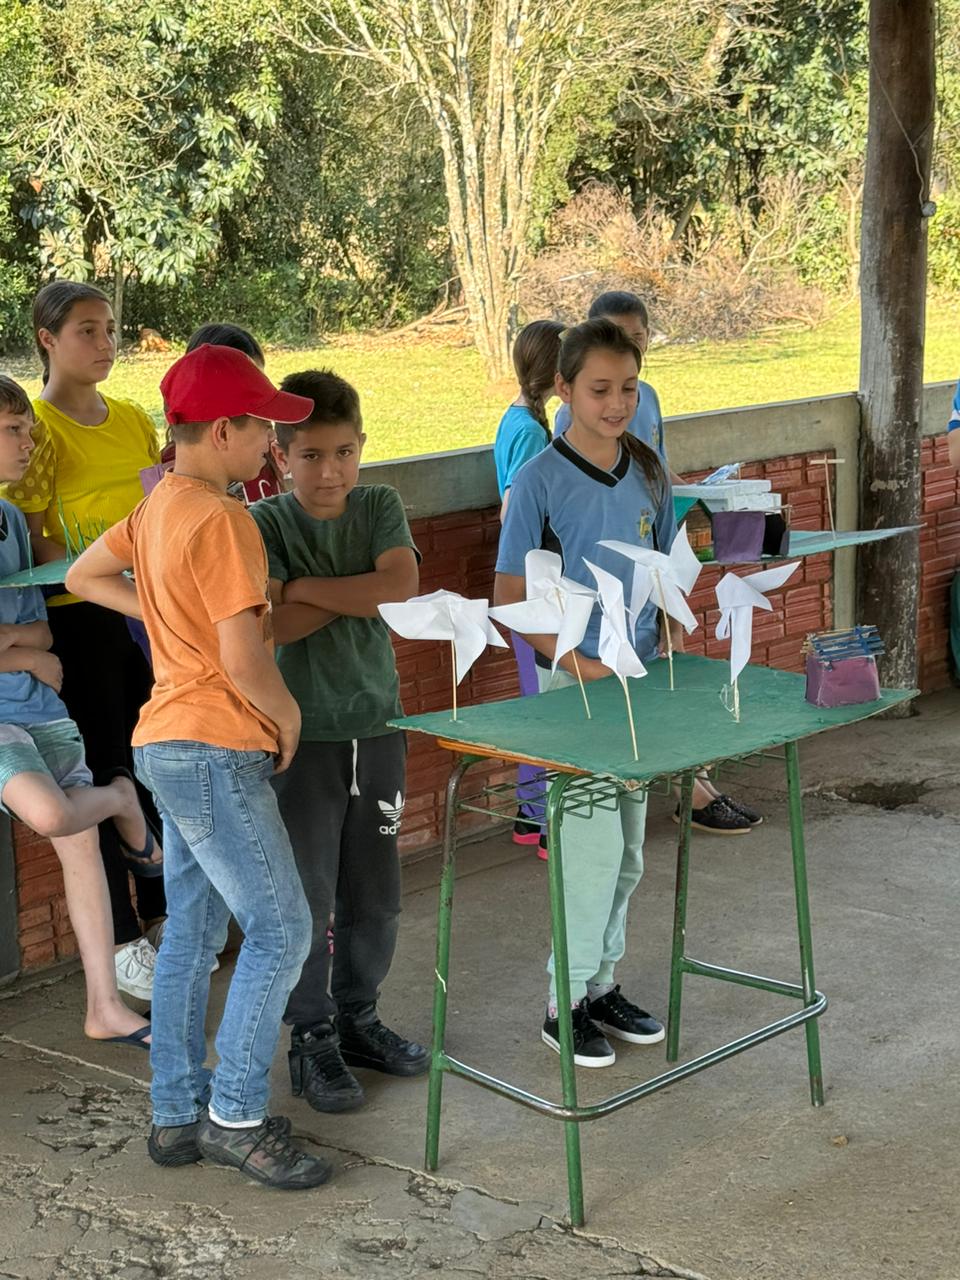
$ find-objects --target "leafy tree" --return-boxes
[7,0,284,333]
[283,0,757,377]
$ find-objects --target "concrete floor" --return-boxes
[1,690,958,1280]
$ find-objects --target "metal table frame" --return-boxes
[424,741,825,1227]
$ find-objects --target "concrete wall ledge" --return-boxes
[363,380,956,521]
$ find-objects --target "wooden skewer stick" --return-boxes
[619,675,639,760]
[653,568,674,690]
[450,640,458,721]
[570,651,592,719]
[556,594,592,719]
[733,676,741,723]
[809,457,846,536]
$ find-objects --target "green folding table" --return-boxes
[392,653,915,1226]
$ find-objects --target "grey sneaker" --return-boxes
[148,1115,291,1168]
[196,1117,332,1190]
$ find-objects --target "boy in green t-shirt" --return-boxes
[250,369,428,1114]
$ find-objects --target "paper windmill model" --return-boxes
[488,549,597,717]
[599,523,703,690]
[583,559,647,759]
[715,562,800,720]
[379,589,507,720]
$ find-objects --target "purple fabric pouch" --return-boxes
[805,653,880,707]
[712,510,766,562]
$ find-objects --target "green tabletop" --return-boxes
[391,653,916,783]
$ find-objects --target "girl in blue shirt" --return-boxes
[495,317,672,1068]
[493,320,564,513]
[494,320,564,853]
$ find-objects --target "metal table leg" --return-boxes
[544,772,584,1226]
[784,741,825,1106]
[667,770,695,1063]
[425,756,476,1172]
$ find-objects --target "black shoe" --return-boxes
[586,985,665,1045]
[196,1116,331,1190]
[289,1022,365,1113]
[718,793,763,826]
[673,797,751,835]
[337,1004,430,1077]
[148,1114,292,1168]
[541,999,615,1068]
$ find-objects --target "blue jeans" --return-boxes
[134,742,311,1127]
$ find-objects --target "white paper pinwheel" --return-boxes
[379,589,507,684]
[488,550,596,674]
[582,559,647,758]
[582,559,647,679]
[599,523,702,635]
[715,562,800,684]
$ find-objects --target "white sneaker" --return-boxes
[115,937,157,1001]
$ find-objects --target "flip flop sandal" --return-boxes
[99,1025,151,1051]
[99,767,164,878]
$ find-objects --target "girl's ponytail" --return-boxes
[513,319,564,436]
[558,316,665,500]
[33,280,111,385]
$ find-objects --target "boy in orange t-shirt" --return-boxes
[66,345,331,1191]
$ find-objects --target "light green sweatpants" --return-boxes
[538,667,648,1005]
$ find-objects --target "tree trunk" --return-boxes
[857,0,934,707]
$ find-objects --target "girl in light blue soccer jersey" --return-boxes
[494,317,674,1068]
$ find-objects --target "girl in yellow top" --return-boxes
[1,281,165,997]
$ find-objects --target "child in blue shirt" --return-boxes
[947,379,960,468]
[494,320,564,513]
[493,321,565,855]
[557,291,758,834]
[495,318,672,1068]
[0,375,154,1049]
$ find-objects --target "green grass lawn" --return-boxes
[5,298,960,463]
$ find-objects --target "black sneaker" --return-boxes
[196,1116,332,1190]
[148,1114,291,1168]
[718,794,763,826]
[586,986,665,1045]
[289,1021,365,1113]
[337,1004,430,1077]
[673,797,751,835]
[541,999,615,1068]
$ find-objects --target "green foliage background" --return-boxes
[1,0,959,353]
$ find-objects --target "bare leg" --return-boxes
[2,773,160,867]
[49,827,151,1042]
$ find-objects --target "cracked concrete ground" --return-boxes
[1,691,959,1280]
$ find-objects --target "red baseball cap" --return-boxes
[160,344,314,426]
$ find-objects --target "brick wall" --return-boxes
[15,824,78,969]
[919,434,960,691]
[12,442,959,969]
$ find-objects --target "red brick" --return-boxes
[21,940,56,969]
[17,870,66,907]
[18,904,52,930]
[19,922,54,949]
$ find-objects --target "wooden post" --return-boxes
[858,0,935,710]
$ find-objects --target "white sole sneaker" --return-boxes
[540,1028,616,1068]
[114,939,156,1002]
[594,1021,665,1046]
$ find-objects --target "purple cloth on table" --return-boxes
[512,632,545,825]
[805,653,880,708]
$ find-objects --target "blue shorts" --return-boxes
[0,719,93,816]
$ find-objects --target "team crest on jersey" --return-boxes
[378,791,405,835]
[637,512,652,540]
